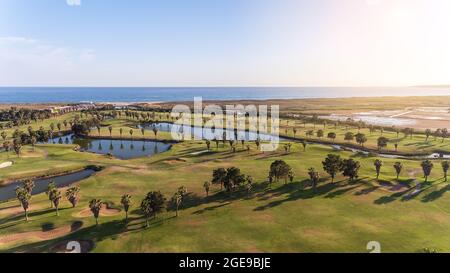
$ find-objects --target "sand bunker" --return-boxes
[0,221,83,245]
[0,161,12,169]
[74,204,121,218]
[164,158,187,164]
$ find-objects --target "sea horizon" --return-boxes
[1,86,450,104]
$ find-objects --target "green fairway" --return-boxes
[1,118,449,252]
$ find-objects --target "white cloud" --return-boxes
[0,37,95,85]
[66,0,81,6]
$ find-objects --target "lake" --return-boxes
[45,134,171,160]
[0,169,95,202]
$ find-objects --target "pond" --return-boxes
[0,169,95,202]
[140,122,288,142]
[44,134,171,160]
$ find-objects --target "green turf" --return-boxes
[1,119,449,252]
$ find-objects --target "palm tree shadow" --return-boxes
[421,182,450,202]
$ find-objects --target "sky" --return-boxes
[0,0,450,87]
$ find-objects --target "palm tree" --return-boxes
[425,129,432,142]
[442,161,449,182]
[65,186,80,208]
[393,162,403,180]
[374,159,383,180]
[421,160,434,183]
[203,181,211,196]
[3,141,11,158]
[89,199,103,226]
[108,126,113,137]
[15,187,31,221]
[13,138,22,157]
[22,179,35,195]
[301,141,307,151]
[49,188,62,216]
[152,126,158,140]
[129,129,134,139]
[171,191,183,217]
[119,128,123,137]
[46,181,56,208]
[308,168,320,193]
[206,140,211,150]
[120,194,132,222]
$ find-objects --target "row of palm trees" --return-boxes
[14,179,189,229]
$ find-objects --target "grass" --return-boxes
[0,118,450,252]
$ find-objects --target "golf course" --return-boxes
[0,106,449,253]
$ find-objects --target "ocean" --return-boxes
[0,87,449,103]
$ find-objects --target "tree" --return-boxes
[65,186,80,208]
[152,126,159,140]
[1,131,7,141]
[377,137,389,151]
[308,168,320,193]
[15,186,31,221]
[421,160,434,182]
[46,181,56,208]
[3,141,10,158]
[13,138,22,157]
[327,132,336,142]
[442,128,448,143]
[141,191,166,227]
[49,188,62,216]
[374,159,383,180]
[129,129,134,138]
[30,136,37,151]
[306,130,314,139]
[224,167,246,191]
[425,129,432,142]
[301,141,307,151]
[322,154,343,182]
[119,128,123,137]
[108,126,113,136]
[344,132,354,142]
[269,160,292,184]
[316,129,324,139]
[212,168,227,190]
[341,159,360,181]
[203,181,211,196]
[393,162,403,180]
[355,133,367,147]
[205,140,211,150]
[120,194,132,222]
[171,187,187,217]
[89,199,103,226]
[22,179,35,195]
[442,161,449,182]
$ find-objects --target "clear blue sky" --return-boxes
[0,0,449,86]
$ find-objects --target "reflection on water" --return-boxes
[44,134,171,160]
[0,169,95,202]
[141,122,286,141]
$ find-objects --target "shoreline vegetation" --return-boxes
[0,95,449,253]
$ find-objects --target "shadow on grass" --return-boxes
[253,179,360,211]
[0,207,71,230]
